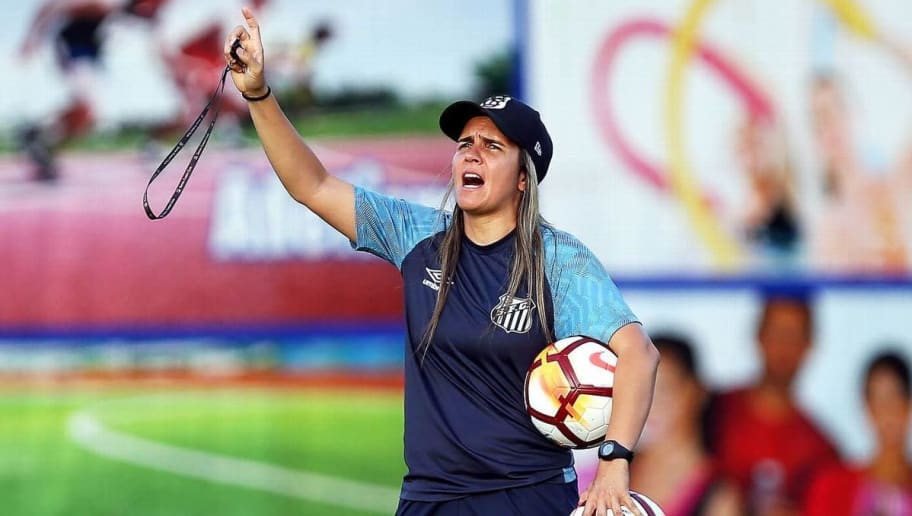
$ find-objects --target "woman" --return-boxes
[732,114,801,267]
[805,350,912,515]
[807,40,912,273]
[223,8,659,516]
[629,334,742,515]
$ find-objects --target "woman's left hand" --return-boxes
[577,459,642,516]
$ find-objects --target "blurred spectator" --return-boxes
[707,294,839,516]
[630,333,743,516]
[805,350,912,516]
[733,114,801,267]
[808,36,912,273]
[17,0,168,181]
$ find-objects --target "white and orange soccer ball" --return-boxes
[524,335,617,448]
[568,490,665,516]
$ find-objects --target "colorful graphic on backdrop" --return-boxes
[589,0,880,268]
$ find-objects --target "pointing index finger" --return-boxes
[241,6,260,36]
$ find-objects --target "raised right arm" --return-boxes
[224,7,356,242]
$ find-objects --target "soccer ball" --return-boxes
[568,490,665,516]
[524,335,616,448]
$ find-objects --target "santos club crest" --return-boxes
[490,294,536,334]
[481,95,511,109]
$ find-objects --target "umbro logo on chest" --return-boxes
[422,268,444,291]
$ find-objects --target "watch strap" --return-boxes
[598,440,635,462]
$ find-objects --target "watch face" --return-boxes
[598,440,633,462]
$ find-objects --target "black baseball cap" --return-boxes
[439,95,553,183]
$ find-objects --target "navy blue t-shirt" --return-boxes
[351,187,639,502]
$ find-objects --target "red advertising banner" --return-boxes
[0,137,452,327]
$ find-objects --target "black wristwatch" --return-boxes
[597,440,635,463]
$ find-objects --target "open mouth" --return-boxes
[462,173,485,189]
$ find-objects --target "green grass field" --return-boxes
[0,102,448,155]
[0,387,406,516]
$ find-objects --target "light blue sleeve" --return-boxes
[543,226,640,343]
[350,186,447,269]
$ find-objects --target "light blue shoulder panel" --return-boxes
[542,225,640,343]
[351,186,448,269]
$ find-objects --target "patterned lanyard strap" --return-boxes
[142,64,230,220]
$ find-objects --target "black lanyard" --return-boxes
[143,65,230,220]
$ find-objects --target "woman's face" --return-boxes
[640,353,702,445]
[452,116,525,219]
[865,366,910,451]
[810,81,852,168]
[758,301,812,387]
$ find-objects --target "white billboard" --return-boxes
[527,0,912,276]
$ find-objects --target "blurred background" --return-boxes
[1,0,910,514]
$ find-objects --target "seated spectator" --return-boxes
[707,293,839,515]
[805,349,912,516]
[630,333,743,515]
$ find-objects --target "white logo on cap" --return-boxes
[481,96,512,109]
[534,141,542,156]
